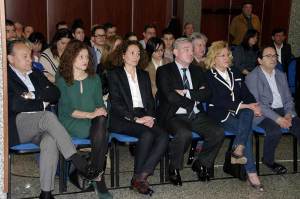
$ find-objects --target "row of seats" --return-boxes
[9,127,298,194]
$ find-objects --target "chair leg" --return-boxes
[255,134,260,175]
[110,142,115,187]
[164,150,169,182]
[159,157,164,183]
[59,153,66,193]
[293,136,298,173]
[187,140,197,165]
[116,142,120,187]
[8,154,12,199]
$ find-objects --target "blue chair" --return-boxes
[288,59,297,95]
[253,126,298,175]
[59,137,91,192]
[109,132,139,187]
[276,63,284,72]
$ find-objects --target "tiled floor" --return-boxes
[10,137,300,199]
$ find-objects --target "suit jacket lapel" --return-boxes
[172,62,184,89]
[189,65,198,89]
[119,68,133,109]
[8,66,29,90]
[211,68,232,90]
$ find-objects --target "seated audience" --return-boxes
[5,19,17,41]
[56,21,68,30]
[145,37,170,96]
[124,32,138,41]
[8,39,102,199]
[28,32,47,62]
[57,40,112,199]
[271,28,294,73]
[245,46,300,174]
[233,29,259,75]
[182,22,194,38]
[191,32,208,70]
[91,25,107,66]
[103,22,117,38]
[40,28,73,82]
[139,24,157,49]
[107,41,168,195]
[156,38,224,185]
[161,29,175,62]
[205,41,263,191]
[24,25,34,38]
[14,21,24,38]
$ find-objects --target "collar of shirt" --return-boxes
[175,61,189,71]
[274,42,283,50]
[261,67,276,79]
[10,64,33,79]
[215,68,231,86]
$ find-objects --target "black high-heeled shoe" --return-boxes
[247,177,264,192]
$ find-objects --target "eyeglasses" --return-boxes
[94,34,106,38]
[216,54,229,58]
[262,54,278,59]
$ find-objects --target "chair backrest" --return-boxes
[276,63,284,72]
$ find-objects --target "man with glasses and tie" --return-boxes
[156,38,224,186]
[91,25,106,66]
[246,46,300,174]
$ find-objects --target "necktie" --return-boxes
[182,68,190,89]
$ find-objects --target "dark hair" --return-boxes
[146,37,165,58]
[183,22,193,29]
[28,32,48,51]
[103,22,115,31]
[144,24,157,32]
[91,25,105,36]
[111,40,148,69]
[56,21,68,30]
[5,19,14,26]
[272,27,286,36]
[258,45,276,59]
[124,32,137,40]
[71,19,85,34]
[241,29,258,50]
[50,28,73,58]
[7,39,29,55]
[242,1,254,7]
[59,40,95,85]
[162,29,174,37]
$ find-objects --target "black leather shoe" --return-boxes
[130,178,154,196]
[80,165,104,181]
[39,191,55,199]
[192,160,210,181]
[263,161,287,174]
[169,168,182,186]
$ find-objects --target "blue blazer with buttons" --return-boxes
[206,67,256,123]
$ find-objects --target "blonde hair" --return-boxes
[204,40,233,69]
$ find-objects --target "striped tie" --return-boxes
[182,68,190,89]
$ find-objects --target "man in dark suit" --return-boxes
[271,28,294,73]
[156,38,224,185]
[7,39,101,198]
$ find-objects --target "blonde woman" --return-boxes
[205,41,263,191]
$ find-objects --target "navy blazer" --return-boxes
[206,67,256,123]
[8,66,60,146]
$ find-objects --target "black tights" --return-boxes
[89,116,109,193]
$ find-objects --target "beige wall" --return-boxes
[288,0,300,57]
[183,0,201,32]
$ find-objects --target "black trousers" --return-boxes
[258,108,300,164]
[110,111,169,175]
[167,113,224,169]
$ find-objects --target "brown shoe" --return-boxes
[130,178,154,196]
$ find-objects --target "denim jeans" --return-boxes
[221,109,256,173]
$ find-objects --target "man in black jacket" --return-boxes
[271,28,294,73]
[7,39,101,199]
[156,38,224,185]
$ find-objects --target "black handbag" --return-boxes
[223,151,247,181]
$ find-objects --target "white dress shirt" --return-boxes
[274,43,283,64]
[125,69,144,108]
[175,61,200,114]
[93,46,102,65]
[216,68,231,87]
[261,68,283,108]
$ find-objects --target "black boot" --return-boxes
[39,191,55,199]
